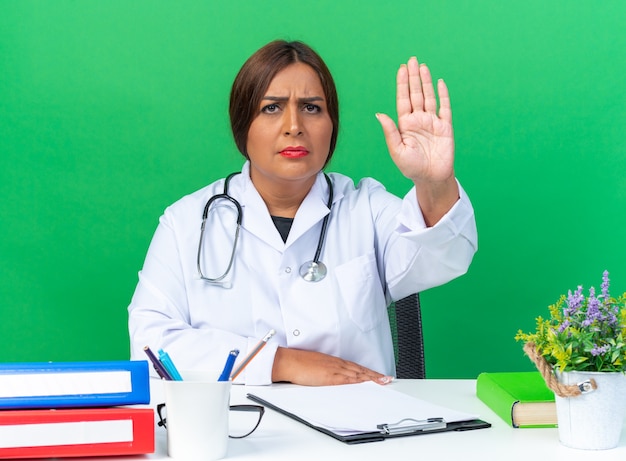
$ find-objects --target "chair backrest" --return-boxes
[387,293,426,379]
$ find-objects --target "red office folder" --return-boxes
[0,407,154,459]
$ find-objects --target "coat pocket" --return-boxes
[335,251,386,332]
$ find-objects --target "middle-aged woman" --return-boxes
[128,40,477,386]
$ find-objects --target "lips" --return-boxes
[279,146,309,158]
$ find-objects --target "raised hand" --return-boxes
[376,57,459,225]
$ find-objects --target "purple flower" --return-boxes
[585,287,601,324]
[558,319,571,333]
[591,344,610,356]
[565,286,584,316]
[601,270,610,300]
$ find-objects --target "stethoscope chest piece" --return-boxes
[299,260,327,282]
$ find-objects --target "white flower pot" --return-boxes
[555,370,626,450]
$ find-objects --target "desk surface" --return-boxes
[73,379,626,460]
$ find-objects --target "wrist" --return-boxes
[413,177,459,227]
[271,347,291,383]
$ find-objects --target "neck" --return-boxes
[250,173,317,218]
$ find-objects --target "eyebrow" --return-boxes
[261,96,325,103]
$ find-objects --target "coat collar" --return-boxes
[227,162,341,251]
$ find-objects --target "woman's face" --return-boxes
[246,62,333,190]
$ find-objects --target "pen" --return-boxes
[230,329,276,381]
[158,348,183,381]
[143,346,173,380]
[218,349,240,381]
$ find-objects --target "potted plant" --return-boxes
[515,270,626,450]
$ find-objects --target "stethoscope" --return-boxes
[196,172,333,285]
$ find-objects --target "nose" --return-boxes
[283,104,302,136]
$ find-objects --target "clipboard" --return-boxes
[247,382,491,444]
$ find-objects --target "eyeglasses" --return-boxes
[156,403,265,439]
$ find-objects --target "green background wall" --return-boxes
[1,1,624,378]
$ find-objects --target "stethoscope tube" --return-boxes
[311,173,333,264]
[196,174,243,283]
[197,172,333,284]
[299,174,333,282]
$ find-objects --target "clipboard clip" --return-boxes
[377,417,446,435]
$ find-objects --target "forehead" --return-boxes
[264,62,325,97]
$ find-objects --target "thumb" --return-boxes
[375,113,402,157]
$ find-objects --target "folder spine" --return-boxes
[0,360,150,409]
[0,407,154,459]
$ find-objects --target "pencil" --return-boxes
[230,329,275,381]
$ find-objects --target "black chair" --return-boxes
[387,293,426,379]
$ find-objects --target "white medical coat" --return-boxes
[128,162,477,384]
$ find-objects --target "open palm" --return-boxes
[377,57,455,184]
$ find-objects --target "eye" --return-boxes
[261,103,280,114]
[303,104,321,113]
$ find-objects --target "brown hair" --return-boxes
[229,40,339,166]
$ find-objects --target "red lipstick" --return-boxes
[279,146,309,158]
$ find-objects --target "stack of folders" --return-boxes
[0,360,154,459]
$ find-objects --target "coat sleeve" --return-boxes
[380,179,477,301]
[127,202,277,385]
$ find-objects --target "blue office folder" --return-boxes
[0,360,150,409]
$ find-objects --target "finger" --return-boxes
[358,369,392,385]
[328,365,369,385]
[334,373,370,385]
[336,369,383,385]
[336,358,378,376]
[348,362,387,382]
[407,56,424,112]
[375,113,402,156]
[419,63,437,114]
[437,79,452,123]
[396,64,411,118]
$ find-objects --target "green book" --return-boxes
[476,371,556,428]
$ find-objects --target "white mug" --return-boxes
[163,370,231,461]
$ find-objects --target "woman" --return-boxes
[128,40,477,386]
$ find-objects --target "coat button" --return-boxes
[292,329,300,336]
[285,267,292,273]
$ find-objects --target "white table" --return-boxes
[86,379,626,460]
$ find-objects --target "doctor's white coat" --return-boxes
[128,162,477,384]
